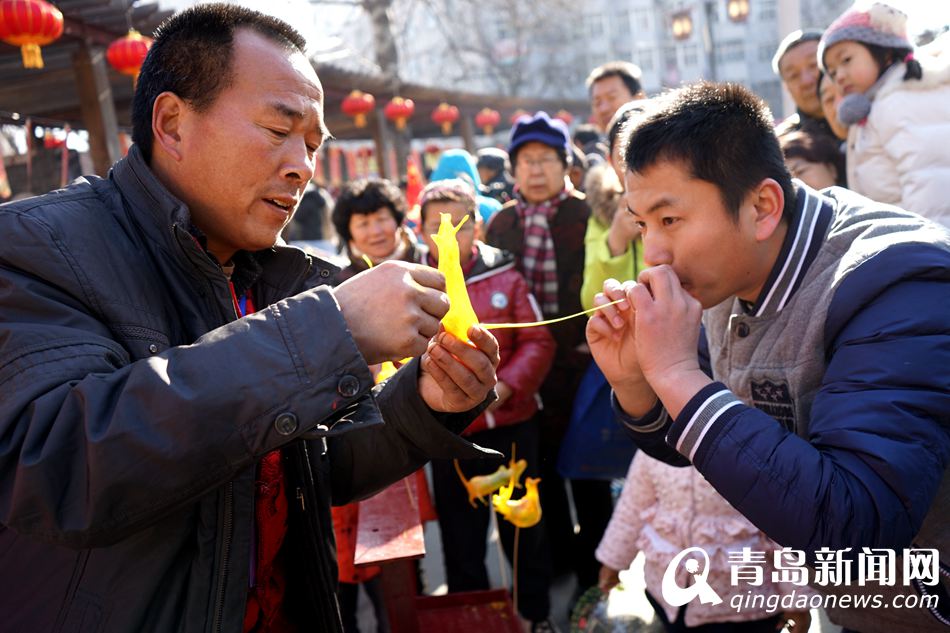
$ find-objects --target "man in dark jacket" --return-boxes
[587,82,949,632]
[0,5,499,633]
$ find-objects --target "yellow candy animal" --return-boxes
[431,213,480,343]
[493,476,542,529]
[454,457,528,508]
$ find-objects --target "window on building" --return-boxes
[759,0,777,22]
[636,46,655,72]
[682,43,699,66]
[588,14,604,38]
[715,39,745,64]
[633,8,652,34]
[615,10,631,38]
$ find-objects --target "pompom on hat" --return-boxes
[818,1,914,71]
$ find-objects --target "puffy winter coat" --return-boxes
[846,54,950,227]
[596,452,815,627]
[442,243,555,434]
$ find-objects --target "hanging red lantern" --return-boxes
[554,110,574,126]
[384,97,415,131]
[43,129,65,149]
[341,90,375,128]
[431,102,459,135]
[509,109,529,126]
[106,29,153,86]
[474,108,501,135]
[0,0,63,69]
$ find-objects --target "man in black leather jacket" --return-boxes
[0,4,499,632]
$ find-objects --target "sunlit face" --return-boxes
[513,142,568,204]
[818,74,849,140]
[778,40,822,118]
[421,201,477,266]
[824,41,881,97]
[624,161,772,308]
[174,29,325,263]
[785,157,837,190]
[591,76,635,131]
[349,207,399,260]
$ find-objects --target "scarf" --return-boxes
[515,186,570,315]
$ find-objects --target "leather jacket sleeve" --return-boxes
[0,250,390,548]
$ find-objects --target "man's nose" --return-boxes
[642,236,671,268]
[281,138,315,184]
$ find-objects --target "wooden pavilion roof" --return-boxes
[0,1,589,139]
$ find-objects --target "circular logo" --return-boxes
[661,547,723,607]
[490,292,508,309]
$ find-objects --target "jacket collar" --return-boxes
[745,181,833,318]
[111,144,194,244]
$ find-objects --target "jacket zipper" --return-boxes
[294,442,344,632]
[913,552,950,626]
[211,481,234,633]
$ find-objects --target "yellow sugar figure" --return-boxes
[493,477,542,529]
[374,357,412,384]
[454,457,527,508]
[432,213,479,343]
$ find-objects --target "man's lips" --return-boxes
[262,195,297,212]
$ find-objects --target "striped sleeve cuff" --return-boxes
[611,391,670,433]
[667,382,744,462]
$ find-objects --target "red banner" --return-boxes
[25,117,33,193]
[0,153,10,200]
[313,149,325,185]
[387,148,398,181]
[60,123,70,188]
[328,146,342,186]
[343,148,357,181]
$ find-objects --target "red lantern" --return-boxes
[554,110,574,126]
[0,0,63,69]
[431,102,459,135]
[106,29,152,86]
[341,90,375,128]
[43,129,64,149]
[474,108,501,135]
[509,109,529,125]
[384,97,415,131]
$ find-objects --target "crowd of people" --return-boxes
[0,2,947,633]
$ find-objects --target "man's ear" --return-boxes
[750,178,785,242]
[151,91,187,162]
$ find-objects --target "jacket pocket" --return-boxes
[57,589,104,633]
[53,551,103,633]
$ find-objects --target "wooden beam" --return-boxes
[72,42,121,175]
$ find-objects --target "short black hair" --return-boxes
[331,178,407,244]
[586,61,643,97]
[779,130,845,181]
[132,3,308,162]
[607,101,645,157]
[572,124,601,148]
[622,82,795,222]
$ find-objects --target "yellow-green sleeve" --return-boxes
[580,216,641,311]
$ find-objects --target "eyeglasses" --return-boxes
[516,155,561,169]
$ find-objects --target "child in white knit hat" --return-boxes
[819,1,950,227]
